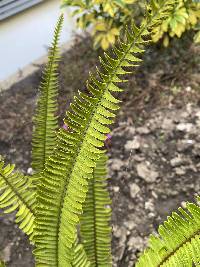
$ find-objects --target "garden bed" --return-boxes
[0,34,200,266]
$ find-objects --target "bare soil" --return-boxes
[0,34,200,266]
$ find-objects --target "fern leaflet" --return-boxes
[136,197,200,266]
[0,159,35,237]
[72,242,91,267]
[81,154,112,266]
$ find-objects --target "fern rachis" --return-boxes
[34,1,175,266]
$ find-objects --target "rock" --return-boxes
[3,243,12,262]
[110,159,124,171]
[136,126,150,134]
[125,137,140,151]
[124,221,136,231]
[130,183,140,198]
[27,167,33,175]
[113,186,120,193]
[145,199,155,212]
[127,236,144,251]
[113,226,127,245]
[162,118,174,130]
[177,139,194,152]
[170,156,183,167]
[175,167,186,175]
[136,162,159,183]
[176,123,193,132]
[126,126,136,136]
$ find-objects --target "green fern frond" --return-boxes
[31,14,64,174]
[81,154,112,267]
[0,160,36,237]
[0,260,5,267]
[72,242,91,267]
[136,197,200,267]
[34,2,175,266]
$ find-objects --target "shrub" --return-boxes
[63,0,200,49]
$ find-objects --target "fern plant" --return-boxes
[0,1,200,266]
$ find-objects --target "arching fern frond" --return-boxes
[81,154,112,267]
[72,242,91,267]
[31,14,64,174]
[0,160,36,237]
[136,197,200,267]
[34,2,175,266]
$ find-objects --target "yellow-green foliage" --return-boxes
[63,0,145,49]
[63,0,200,49]
[152,0,200,46]
[137,197,200,266]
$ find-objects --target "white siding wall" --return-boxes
[0,0,76,82]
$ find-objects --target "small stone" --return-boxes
[127,236,144,251]
[170,156,183,167]
[185,86,191,92]
[181,201,187,208]
[136,126,150,134]
[124,221,136,231]
[162,118,174,130]
[177,139,194,152]
[145,199,155,212]
[3,243,12,262]
[113,186,120,193]
[130,183,140,198]
[110,159,124,171]
[125,137,140,151]
[127,126,136,136]
[175,167,186,175]
[136,162,159,183]
[176,123,193,132]
[27,167,34,175]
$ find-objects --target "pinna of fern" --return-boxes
[0,158,36,238]
[80,153,112,266]
[137,196,200,267]
[34,1,175,266]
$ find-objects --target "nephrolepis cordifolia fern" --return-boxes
[81,154,112,266]
[31,14,64,174]
[2,1,200,267]
[33,1,176,266]
[0,158,35,237]
[137,197,200,266]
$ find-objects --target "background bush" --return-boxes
[63,0,200,49]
